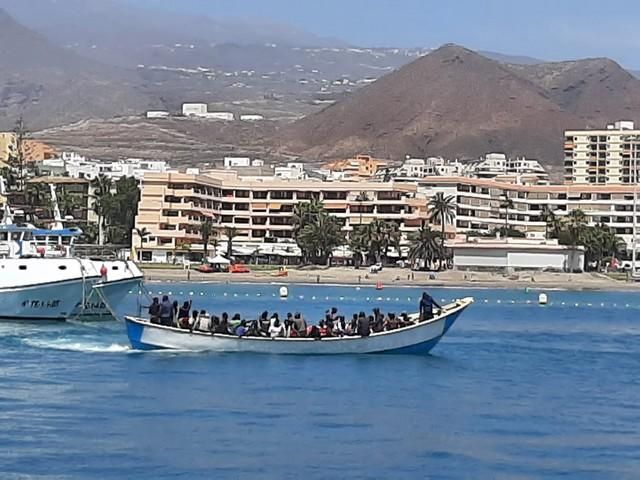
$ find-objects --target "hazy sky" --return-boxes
[138,0,640,68]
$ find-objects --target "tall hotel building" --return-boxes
[564,121,640,184]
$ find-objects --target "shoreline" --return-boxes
[141,266,640,292]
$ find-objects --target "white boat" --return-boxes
[124,297,473,354]
[0,257,101,321]
[87,260,144,320]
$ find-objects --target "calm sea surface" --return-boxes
[1,283,640,479]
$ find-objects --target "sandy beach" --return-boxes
[141,266,640,291]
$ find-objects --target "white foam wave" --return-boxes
[23,338,130,353]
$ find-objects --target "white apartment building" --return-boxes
[182,103,208,116]
[223,157,251,168]
[395,157,465,178]
[564,121,640,184]
[413,177,640,250]
[392,154,548,182]
[274,163,306,180]
[464,153,548,181]
[39,154,171,181]
[146,111,170,119]
[240,114,264,121]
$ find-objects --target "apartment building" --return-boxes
[39,154,171,181]
[134,171,429,262]
[416,177,640,250]
[564,121,640,184]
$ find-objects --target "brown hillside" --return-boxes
[507,58,640,125]
[0,8,152,130]
[279,45,637,165]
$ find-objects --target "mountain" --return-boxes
[0,8,154,130]
[278,45,581,163]
[278,45,640,165]
[0,0,343,67]
[507,58,640,124]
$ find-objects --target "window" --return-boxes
[58,265,67,270]
[19,265,27,270]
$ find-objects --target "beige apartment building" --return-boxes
[134,171,429,262]
[564,121,640,184]
[416,177,640,251]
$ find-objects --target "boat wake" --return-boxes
[22,338,130,353]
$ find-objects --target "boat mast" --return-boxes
[49,184,64,230]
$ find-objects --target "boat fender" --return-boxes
[100,264,108,279]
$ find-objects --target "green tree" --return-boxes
[224,226,238,259]
[408,225,442,271]
[134,227,150,254]
[540,205,556,240]
[354,191,370,227]
[297,212,345,265]
[200,218,214,258]
[429,192,455,241]
[293,198,325,262]
[58,187,82,218]
[499,192,514,236]
[91,175,113,245]
[7,116,31,191]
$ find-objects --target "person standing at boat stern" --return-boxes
[420,292,441,321]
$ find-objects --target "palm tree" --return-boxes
[408,225,442,271]
[540,205,555,240]
[58,188,82,218]
[91,175,113,245]
[200,218,214,258]
[292,198,324,235]
[354,191,370,227]
[297,212,345,265]
[134,227,150,250]
[429,192,455,242]
[224,226,238,259]
[499,192,514,238]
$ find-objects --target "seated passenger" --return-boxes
[196,310,211,331]
[269,319,285,337]
[357,315,371,337]
[235,320,248,337]
[372,314,384,333]
[178,301,191,325]
[293,312,307,336]
[216,315,230,334]
[319,320,331,337]
[184,310,197,330]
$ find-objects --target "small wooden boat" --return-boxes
[124,297,473,354]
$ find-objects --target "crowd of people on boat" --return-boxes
[146,292,442,338]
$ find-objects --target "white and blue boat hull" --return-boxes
[0,278,98,321]
[88,277,144,320]
[125,297,473,355]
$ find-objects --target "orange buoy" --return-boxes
[375,281,383,290]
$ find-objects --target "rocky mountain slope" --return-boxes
[278,45,640,165]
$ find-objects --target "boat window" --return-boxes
[0,233,7,241]
[19,265,27,270]
[112,266,119,270]
[58,265,67,270]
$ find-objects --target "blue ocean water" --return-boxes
[1,283,640,479]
